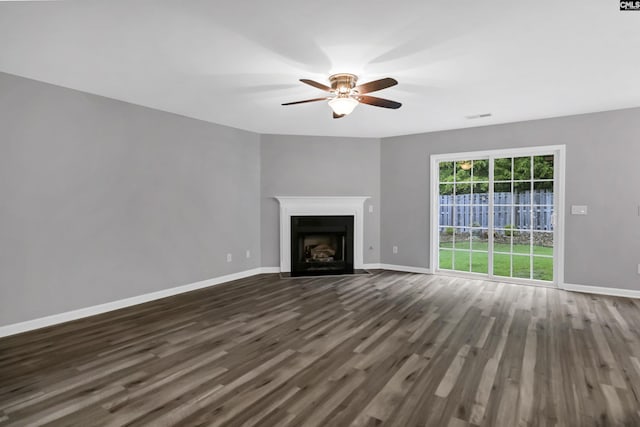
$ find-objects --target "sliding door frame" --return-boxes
[429,145,566,287]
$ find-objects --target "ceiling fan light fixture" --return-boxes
[283,74,400,119]
[328,96,358,116]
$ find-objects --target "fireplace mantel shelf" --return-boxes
[275,196,371,202]
[275,196,371,273]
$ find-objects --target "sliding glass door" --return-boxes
[432,146,564,286]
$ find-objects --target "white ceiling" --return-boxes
[1,0,639,138]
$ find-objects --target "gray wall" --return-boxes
[381,108,640,290]
[0,72,261,326]
[260,134,381,267]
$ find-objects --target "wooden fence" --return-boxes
[439,190,553,230]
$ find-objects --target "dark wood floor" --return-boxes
[1,271,640,426]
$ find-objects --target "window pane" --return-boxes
[494,182,512,204]
[533,256,553,281]
[440,226,454,247]
[514,157,532,180]
[493,253,511,277]
[512,231,531,254]
[471,205,488,228]
[456,160,473,182]
[439,161,455,182]
[532,206,553,231]
[453,250,470,272]
[439,249,453,270]
[471,251,488,274]
[453,205,471,228]
[533,183,553,205]
[471,228,489,251]
[456,183,471,197]
[473,159,489,181]
[514,181,532,204]
[457,161,472,182]
[514,206,532,231]
[439,206,454,227]
[473,184,489,204]
[493,206,513,229]
[534,155,554,180]
[454,229,471,250]
[440,183,454,197]
[512,255,531,279]
[493,229,512,252]
[532,232,553,256]
[494,158,512,181]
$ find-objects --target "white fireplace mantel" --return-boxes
[275,196,370,273]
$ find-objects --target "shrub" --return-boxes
[504,224,513,237]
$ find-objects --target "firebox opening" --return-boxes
[291,215,354,277]
[301,234,344,264]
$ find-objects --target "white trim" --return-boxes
[362,263,382,270]
[260,266,281,274]
[429,153,440,276]
[555,145,567,286]
[379,264,432,274]
[562,283,640,299]
[429,144,566,288]
[275,196,370,273]
[0,268,270,338]
[429,145,567,162]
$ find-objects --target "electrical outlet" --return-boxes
[571,205,588,215]
[226,253,232,263]
[368,205,374,213]
[393,246,398,254]
[246,250,251,259]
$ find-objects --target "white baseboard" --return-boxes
[377,264,432,274]
[259,267,281,274]
[562,283,640,299]
[362,263,381,270]
[0,267,276,338]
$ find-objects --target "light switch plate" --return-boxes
[571,205,588,215]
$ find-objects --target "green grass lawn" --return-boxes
[440,242,553,255]
[438,243,553,281]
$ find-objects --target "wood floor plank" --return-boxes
[356,353,428,423]
[1,271,639,426]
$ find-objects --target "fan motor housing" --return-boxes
[329,73,358,93]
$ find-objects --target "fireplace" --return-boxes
[291,216,354,276]
[275,196,369,274]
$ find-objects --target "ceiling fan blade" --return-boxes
[333,112,345,119]
[354,77,398,94]
[357,95,402,109]
[281,97,328,106]
[300,79,332,92]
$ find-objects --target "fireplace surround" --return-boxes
[275,196,370,275]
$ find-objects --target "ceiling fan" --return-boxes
[282,73,402,119]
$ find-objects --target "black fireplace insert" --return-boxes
[290,215,354,277]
